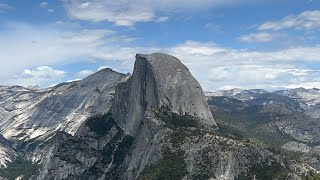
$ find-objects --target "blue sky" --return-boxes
[0,0,320,91]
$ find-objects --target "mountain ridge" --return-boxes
[0,54,318,179]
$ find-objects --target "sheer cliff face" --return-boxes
[10,53,293,180]
[0,53,310,179]
[36,53,219,179]
[112,53,216,135]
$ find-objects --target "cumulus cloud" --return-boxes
[0,22,135,80]
[62,0,155,26]
[238,32,284,43]
[11,66,66,87]
[75,66,121,79]
[2,22,320,90]
[75,70,94,78]
[238,10,320,43]
[62,0,250,26]
[258,10,320,31]
[165,41,320,90]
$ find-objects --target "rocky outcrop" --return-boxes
[112,53,216,135]
[207,88,320,145]
[0,134,16,168]
[275,115,320,144]
[176,130,286,180]
[0,68,128,170]
[38,53,217,179]
[281,141,312,153]
[35,53,299,180]
[0,69,128,152]
[37,114,130,180]
[1,54,319,179]
[109,53,217,179]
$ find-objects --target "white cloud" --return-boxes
[165,41,320,90]
[2,22,320,90]
[0,22,139,83]
[12,66,66,87]
[75,66,121,80]
[258,10,320,31]
[40,2,48,8]
[62,0,155,26]
[75,70,94,78]
[62,0,250,26]
[239,32,283,43]
[155,16,169,23]
[0,3,12,13]
[48,9,55,13]
[286,80,320,89]
[66,78,81,83]
[97,66,111,71]
[169,41,226,56]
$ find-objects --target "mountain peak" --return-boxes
[112,53,216,135]
[136,53,183,64]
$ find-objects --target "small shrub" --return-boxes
[85,112,116,136]
[156,107,199,128]
[139,148,187,180]
[0,156,40,180]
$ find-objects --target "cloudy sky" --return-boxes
[0,0,320,91]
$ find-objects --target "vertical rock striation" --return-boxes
[112,53,216,135]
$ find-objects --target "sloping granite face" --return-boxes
[36,53,218,179]
[0,68,129,144]
[31,53,303,180]
[0,69,129,167]
[112,53,216,135]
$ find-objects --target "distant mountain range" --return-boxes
[0,54,319,179]
[205,87,320,106]
[206,88,320,172]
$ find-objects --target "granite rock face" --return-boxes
[112,53,216,135]
[0,69,128,148]
[281,141,312,153]
[37,53,217,179]
[0,69,128,168]
[35,53,299,180]
[0,53,316,179]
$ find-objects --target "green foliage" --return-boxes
[57,137,96,164]
[113,135,134,164]
[304,171,320,180]
[213,111,292,149]
[104,134,134,179]
[170,128,205,148]
[156,107,199,128]
[281,150,304,162]
[139,148,187,180]
[85,112,116,136]
[208,96,247,111]
[235,162,290,180]
[0,156,40,180]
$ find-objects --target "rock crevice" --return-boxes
[112,53,216,136]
